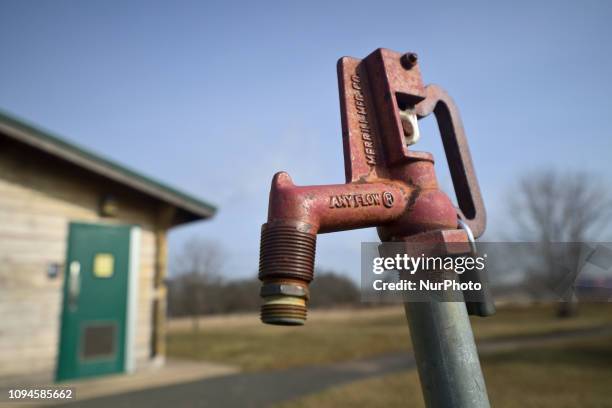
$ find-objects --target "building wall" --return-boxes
[0,140,165,384]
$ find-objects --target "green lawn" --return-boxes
[166,303,612,371]
[275,336,612,408]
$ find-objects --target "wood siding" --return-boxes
[0,139,166,383]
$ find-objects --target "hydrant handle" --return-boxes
[416,85,487,238]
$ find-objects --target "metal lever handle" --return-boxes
[416,85,487,238]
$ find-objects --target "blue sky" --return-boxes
[1,0,611,281]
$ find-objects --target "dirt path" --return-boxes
[51,325,612,408]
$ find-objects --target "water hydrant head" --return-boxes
[258,48,486,325]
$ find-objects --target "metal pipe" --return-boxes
[404,298,490,408]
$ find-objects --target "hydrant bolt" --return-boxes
[400,52,418,69]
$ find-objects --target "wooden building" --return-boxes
[0,111,216,383]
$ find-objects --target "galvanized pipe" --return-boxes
[404,299,490,408]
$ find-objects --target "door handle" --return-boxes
[68,261,81,311]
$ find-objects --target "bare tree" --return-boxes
[170,237,225,332]
[508,170,612,316]
[173,237,225,281]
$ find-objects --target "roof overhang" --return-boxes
[0,110,216,223]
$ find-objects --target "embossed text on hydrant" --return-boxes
[351,74,377,166]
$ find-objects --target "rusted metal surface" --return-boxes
[393,229,473,258]
[415,84,486,237]
[259,48,487,325]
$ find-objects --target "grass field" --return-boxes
[166,303,612,371]
[275,335,612,408]
[167,307,410,371]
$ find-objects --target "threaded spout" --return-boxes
[259,221,316,325]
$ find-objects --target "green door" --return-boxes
[56,222,132,381]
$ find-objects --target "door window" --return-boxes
[93,253,114,278]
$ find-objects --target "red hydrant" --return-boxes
[259,48,487,325]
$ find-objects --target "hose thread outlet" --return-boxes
[258,222,316,325]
